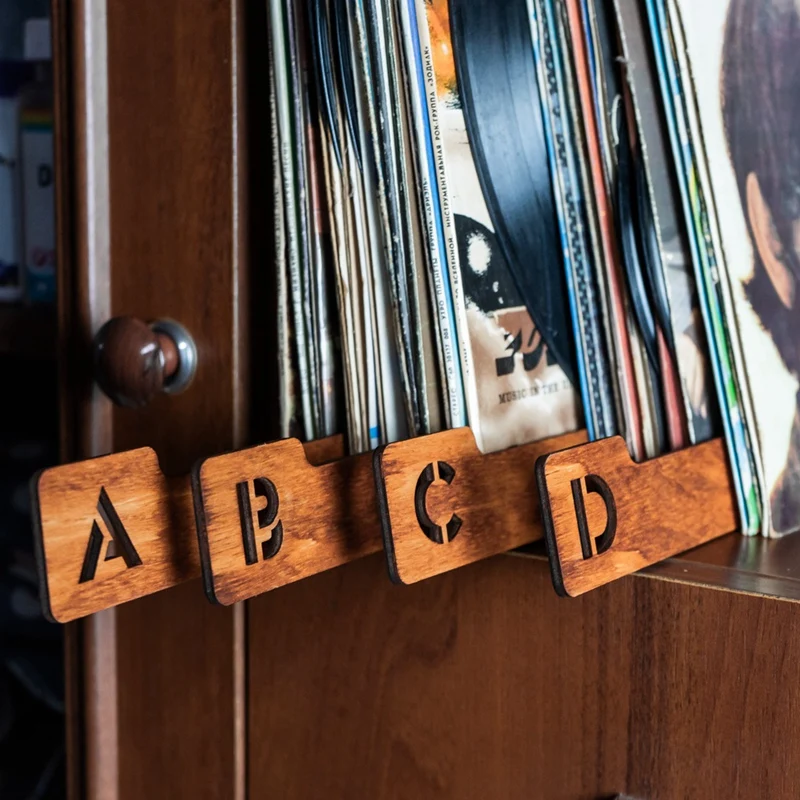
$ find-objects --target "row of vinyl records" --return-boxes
[269,0,800,540]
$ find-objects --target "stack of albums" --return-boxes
[270,0,800,539]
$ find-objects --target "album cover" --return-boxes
[676,0,800,535]
[612,0,712,447]
[530,0,617,441]
[397,0,466,431]
[646,0,761,532]
[422,0,579,454]
[349,0,410,445]
[569,0,647,460]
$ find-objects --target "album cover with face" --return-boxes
[676,0,800,535]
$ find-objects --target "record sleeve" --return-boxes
[422,0,579,453]
[529,0,617,440]
[674,0,800,535]
[565,0,646,459]
[611,0,710,447]
[397,0,466,430]
[269,0,315,441]
[646,0,761,532]
[270,41,299,439]
[348,0,410,444]
[363,0,422,435]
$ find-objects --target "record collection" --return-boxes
[269,0,800,539]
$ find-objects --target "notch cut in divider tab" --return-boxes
[536,436,738,597]
[375,427,588,585]
[192,435,380,605]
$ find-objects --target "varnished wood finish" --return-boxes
[33,433,345,621]
[195,437,377,604]
[33,449,194,622]
[538,436,738,597]
[375,427,586,584]
[57,0,251,796]
[92,316,179,408]
[247,552,800,799]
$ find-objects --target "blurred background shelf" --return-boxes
[0,305,56,360]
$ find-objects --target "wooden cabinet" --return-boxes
[57,0,246,796]
[52,1,800,799]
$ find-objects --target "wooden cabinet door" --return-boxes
[54,1,252,797]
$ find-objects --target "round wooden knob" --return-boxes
[93,317,197,408]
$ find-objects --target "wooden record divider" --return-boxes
[373,427,588,584]
[192,436,380,604]
[31,434,348,622]
[375,430,740,594]
[535,435,739,597]
[32,425,741,622]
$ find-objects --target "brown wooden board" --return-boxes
[536,435,739,597]
[32,448,195,623]
[57,0,258,794]
[247,553,800,800]
[375,427,587,584]
[193,436,378,604]
[32,434,346,623]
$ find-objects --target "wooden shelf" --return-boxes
[647,533,800,601]
[0,305,57,359]
[515,532,800,602]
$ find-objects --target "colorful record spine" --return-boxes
[644,0,761,533]
[414,0,482,444]
[667,0,766,531]
[397,0,467,430]
[269,0,315,441]
[529,0,617,440]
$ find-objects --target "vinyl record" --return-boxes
[449,0,576,385]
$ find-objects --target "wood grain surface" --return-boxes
[247,553,800,799]
[537,436,738,597]
[33,448,194,622]
[32,433,345,621]
[194,437,378,604]
[57,0,256,795]
[248,557,800,800]
[376,427,586,584]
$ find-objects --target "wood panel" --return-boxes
[247,553,800,799]
[195,440,378,604]
[58,0,251,796]
[33,451,195,622]
[538,435,738,596]
[376,427,586,585]
[107,0,247,794]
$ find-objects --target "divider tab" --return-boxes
[193,437,379,604]
[374,427,587,585]
[32,435,348,621]
[32,448,195,622]
[536,436,738,597]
